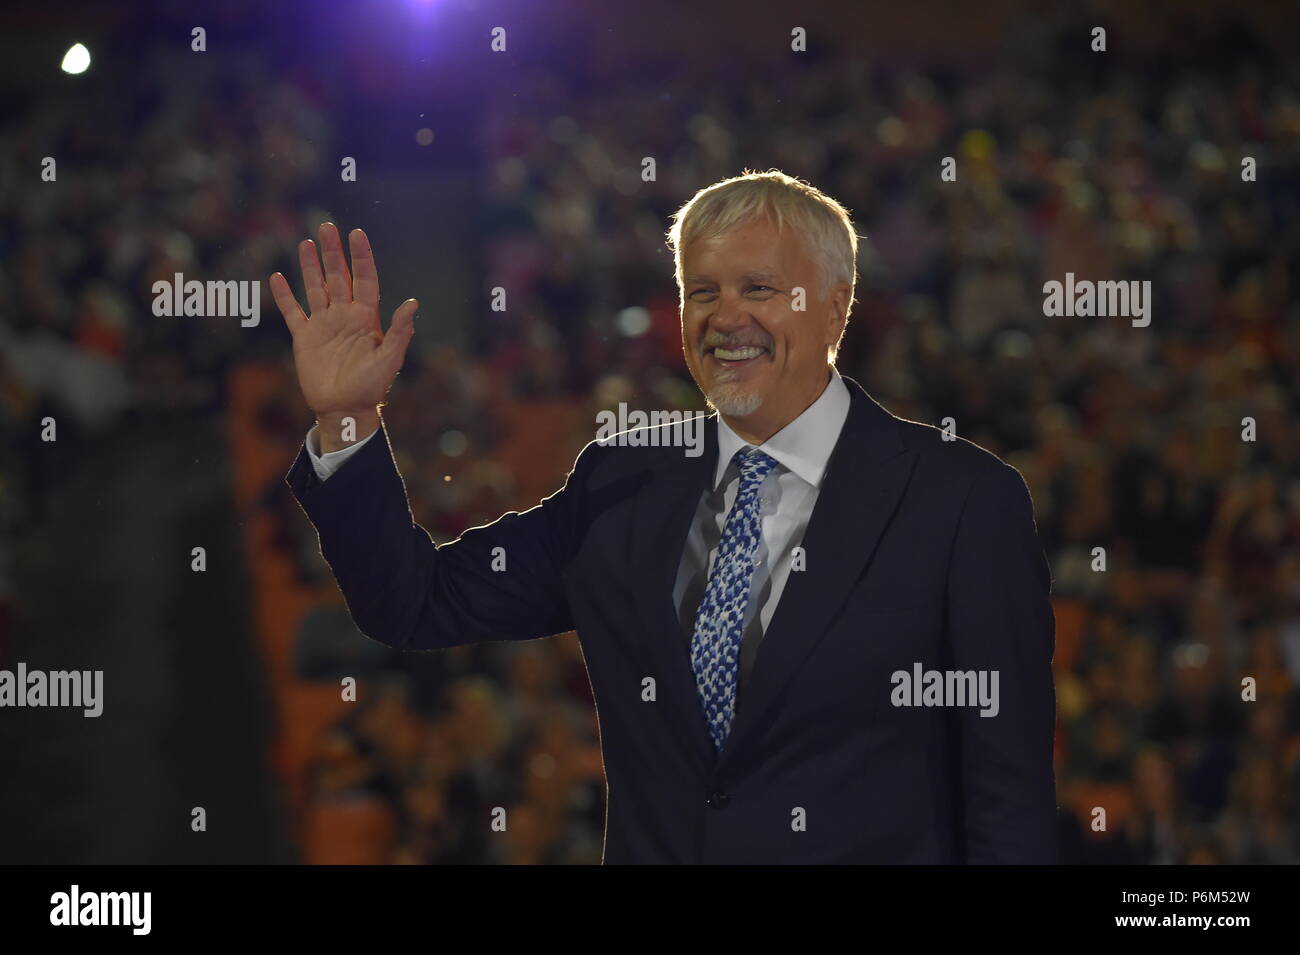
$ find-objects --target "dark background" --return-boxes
[1,0,1297,863]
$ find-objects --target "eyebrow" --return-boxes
[684,271,782,286]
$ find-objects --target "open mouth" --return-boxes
[707,345,770,367]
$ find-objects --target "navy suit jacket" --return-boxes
[286,374,1059,863]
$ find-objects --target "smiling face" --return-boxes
[680,215,850,443]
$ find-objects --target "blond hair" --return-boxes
[666,169,859,360]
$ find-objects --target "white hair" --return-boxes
[666,168,859,361]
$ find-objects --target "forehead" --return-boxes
[681,217,813,281]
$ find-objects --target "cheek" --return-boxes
[680,325,698,355]
[765,315,798,360]
[786,318,823,357]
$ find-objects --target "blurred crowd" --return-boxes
[4,8,1298,863]
[0,44,326,694]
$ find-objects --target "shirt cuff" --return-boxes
[305,424,379,481]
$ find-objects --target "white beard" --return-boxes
[705,382,764,417]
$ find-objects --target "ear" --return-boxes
[825,281,852,345]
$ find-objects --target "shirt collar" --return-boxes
[712,365,851,490]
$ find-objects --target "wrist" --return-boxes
[316,408,380,453]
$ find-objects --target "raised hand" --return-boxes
[270,223,417,451]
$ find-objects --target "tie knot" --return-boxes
[733,447,778,484]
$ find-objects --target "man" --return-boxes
[270,169,1058,863]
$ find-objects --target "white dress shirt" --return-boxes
[672,367,850,688]
[304,366,852,688]
[304,423,379,480]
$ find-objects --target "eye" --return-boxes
[748,285,775,293]
[689,288,716,299]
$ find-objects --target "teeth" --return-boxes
[713,346,764,360]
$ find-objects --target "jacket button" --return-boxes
[707,790,730,809]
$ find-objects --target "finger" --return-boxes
[349,228,381,312]
[269,272,307,332]
[380,298,418,369]
[298,239,329,314]
[318,222,353,304]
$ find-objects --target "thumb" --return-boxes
[380,298,418,367]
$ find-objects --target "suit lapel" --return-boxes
[715,376,916,773]
[630,413,719,770]
[625,378,917,774]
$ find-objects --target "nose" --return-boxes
[709,290,753,333]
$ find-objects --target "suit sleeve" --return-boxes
[945,461,1058,863]
[285,421,601,651]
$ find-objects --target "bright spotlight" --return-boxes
[61,43,91,75]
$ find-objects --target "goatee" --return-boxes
[706,385,764,417]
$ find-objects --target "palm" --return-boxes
[269,223,417,416]
[293,300,389,412]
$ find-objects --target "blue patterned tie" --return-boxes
[691,447,779,751]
